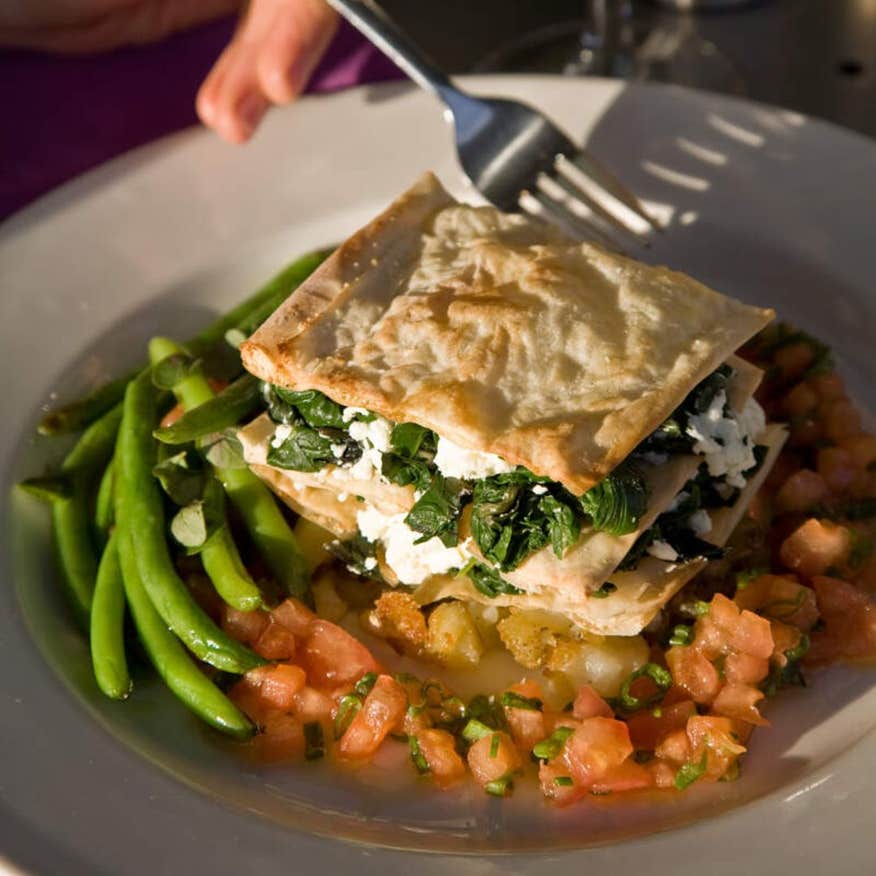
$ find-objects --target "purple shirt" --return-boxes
[0,18,402,221]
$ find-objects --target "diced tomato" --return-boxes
[807,372,845,403]
[228,677,277,726]
[539,761,585,806]
[253,663,306,711]
[817,447,857,493]
[823,399,862,443]
[272,598,318,638]
[337,674,406,760]
[770,620,804,667]
[840,433,876,471]
[780,519,852,578]
[774,342,814,380]
[221,605,270,645]
[249,714,305,763]
[414,729,467,789]
[723,651,770,686]
[784,382,818,418]
[467,731,522,790]
[502,681,547,750]
[627,701,696,751]
[661,685,692,707]
[590,760,653,794]
[292,686,334,723]
[159,403,184,429]
[563,717,633,788]
[704,594,774,659]
[301,620,381,687]
[711,684,769,726]
[253,620,297,660]
[665,646,721,704]
[807,576,876,663]
[572,684,614,720]
[686,715,746,781]
[775,469,828,514]
[648,759,677,789]
[734,574,819,631]
[654,728,691,766]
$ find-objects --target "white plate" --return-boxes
[1,76,874,875]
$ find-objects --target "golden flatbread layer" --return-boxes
[242,172,773,494]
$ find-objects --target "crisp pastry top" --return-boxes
[242,173,774,494]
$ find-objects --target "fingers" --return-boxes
[197,0,338,144]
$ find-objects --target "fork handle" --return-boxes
[326,0,460,103]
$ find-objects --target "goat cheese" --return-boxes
[687,508,712,536]
[647,540,679,562]
[686,391,765,489]
[434,436,515,480]
[270,424,293,448]
[356,505,473,585]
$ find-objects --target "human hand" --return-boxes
[196,0,339,143]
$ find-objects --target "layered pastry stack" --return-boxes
[238,174,785,637]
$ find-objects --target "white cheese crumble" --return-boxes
[687,508,712,536]
[531,484,548,495]
[342,406,371,423]
[356,505,473,585]
[685,391,766,489]
[647,540,679,562]
[434,436,515,480]
[347,415,393,453]
[270,424,293,448]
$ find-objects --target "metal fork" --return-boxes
[327,0,658,247]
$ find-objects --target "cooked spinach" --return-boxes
[467,563,523,597]
[404,473,465,547]
[267,421,342,472]
[579,460,648,536]
[381,422,437,491]
[470,471,580,571]
[327,534,381,580]
[273,387,345,428]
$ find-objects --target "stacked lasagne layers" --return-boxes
[239,174,785,636]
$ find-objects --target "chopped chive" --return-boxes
[489,733,501,758]
[354,672,379,698]
[532,726,574,761]
[462,719,493,743]
[500,691,543,711]
[333,693,362,739]
[674,751,708,790]
[484,774,513,797]
[409,735,430,775]
[304,722,325,760]
[693,600,710,617]
[553,775,574,787]
[619,663,673,712]
[668,624,693,647]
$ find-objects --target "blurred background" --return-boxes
[3,0,876,220]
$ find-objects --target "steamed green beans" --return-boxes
[52,404,123,626]
[153,374,261,445]
[38,249,332,436]
[150,336,310,601]
[117,370,264,673]
[116,519,253,738]
[89,531,132,700]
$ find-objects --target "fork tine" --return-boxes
[563,151,661,232]
[548,164,652,248]
[520,186,626,254]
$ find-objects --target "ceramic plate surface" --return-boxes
[1,76,874,875]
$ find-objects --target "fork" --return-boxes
[326,0,658,246]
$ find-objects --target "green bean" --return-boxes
[18,474,72,502]
[90,531,132,700]
[153,374,261,445]
[117,370,264,673]
[50,404,123,626]
[39,250,331,435]
[218,466,310,600]
[151,336,310,600]
[94,454,116,543]
[201,521,264,612]
[38,371,135,437]
[115,517,253,738]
